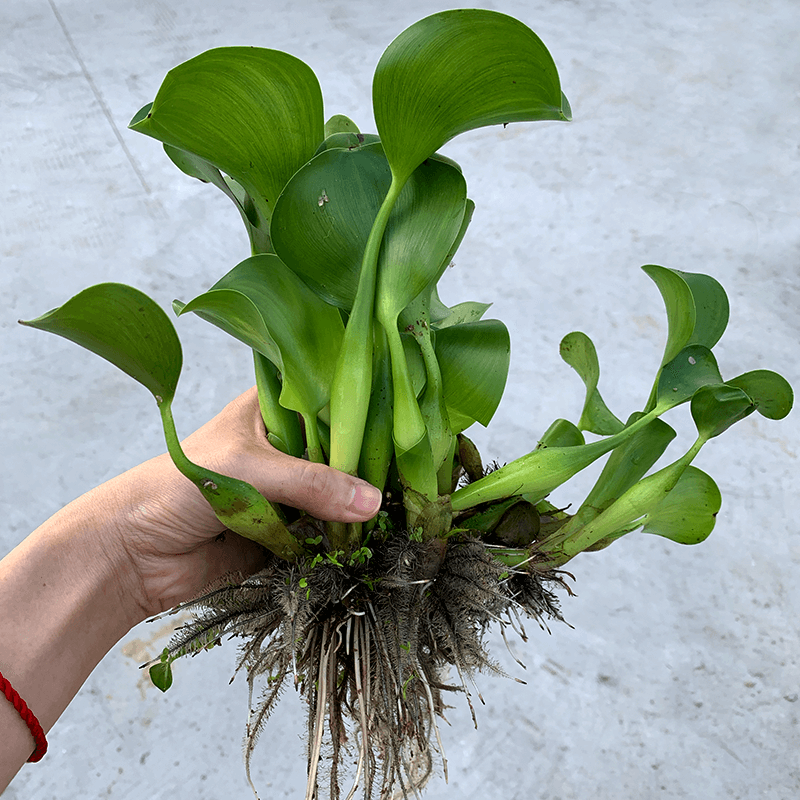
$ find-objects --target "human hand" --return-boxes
[93,387,382,623]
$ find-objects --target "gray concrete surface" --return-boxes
[2,0,798,798]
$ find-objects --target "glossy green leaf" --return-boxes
[271,146,392,309]
[641,467,721,545]
[559,331,624,434]
[373,9,570,181]
[435,319,511,434]
[179,255,344,421]
[691,384,756,440]
[20,283,182,404]
[727,370,794,420]
[129,48,324,220]
[642,265,729,411]
[655,345,723,411]
[22,284,304,560]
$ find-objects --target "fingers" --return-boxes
[260,458,383,523]
[195,387,383,524]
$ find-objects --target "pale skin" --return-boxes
[0,387,382,790]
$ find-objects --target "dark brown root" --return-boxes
[153,533,567,799]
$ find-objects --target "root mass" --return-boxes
[157,534,569,799]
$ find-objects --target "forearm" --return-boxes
[0,486,138,789]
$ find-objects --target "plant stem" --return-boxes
[253,351,304,457]
[450,407,662,512]
[158,398,305,560]
[329,177,405,475]
[302,413,325,464]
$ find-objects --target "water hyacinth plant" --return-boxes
[19,8,793,799]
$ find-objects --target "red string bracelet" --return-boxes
[0,669,48,762]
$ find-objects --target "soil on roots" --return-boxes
[156,532,570,799]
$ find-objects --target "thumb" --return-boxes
[259,457,384,523]
[192,387,383,523]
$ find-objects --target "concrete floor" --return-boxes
[2,0,798,798]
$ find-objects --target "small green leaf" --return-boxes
[129,48,324,220]
[642,266,729,411]
[324,114,360,137]
[373,9,569,181]
[559,331,624,435]
[537,419,585,449]
[430,296,491,329]
[20,283,182,404]
[655,345,723,411]
[149,661,174,693]
[314,132,382,156]
[435,319,511,434]
[641,466,721,545]
[691,384,756,440]
[726,370,794,420]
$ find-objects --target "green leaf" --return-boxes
[655,345,723,411]
[536,419,585,449]
[373,9,569,181]
[179,255,344,420]
[726,370,794,420]
[22,284,304,560]
[324,114,360,137]
[690,384,756,440]
[271,146,392,310]
[20,283,182,404]
[149,660,174,693]
[642,265,729,411]
[430,296,491,329]
[314,131,382,155]
[375,157,468,327]
[641,467,721,545]
[435,319,511,434]
[129,48,324,220]
[559,331,624,434]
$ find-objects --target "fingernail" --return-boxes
[349,483,382,516]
